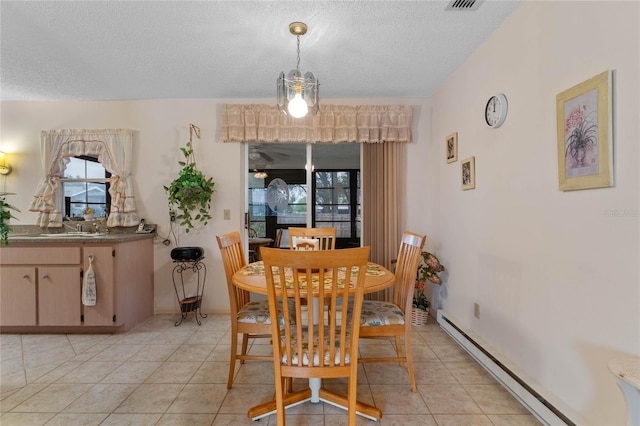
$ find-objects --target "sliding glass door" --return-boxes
[247,143,360,248]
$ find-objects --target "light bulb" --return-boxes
[287,81,308,118]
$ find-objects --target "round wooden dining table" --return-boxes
[233,260,394,295]
[232,260,395,421]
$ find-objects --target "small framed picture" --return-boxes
[461,156,475,190]
[556,70,613,191]
[446,132,458,163]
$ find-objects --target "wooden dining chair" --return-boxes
[357,230,426,392]
[216,231,273,389]
[273,228,284,248]
[261,246,370,426]
[288,227,336,251]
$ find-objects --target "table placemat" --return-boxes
[238,261,386,290]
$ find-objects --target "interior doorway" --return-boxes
[247,143,360,249]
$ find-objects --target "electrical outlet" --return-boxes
[474,303,480,319]
[169,210,176,222]
[224,209,231,220]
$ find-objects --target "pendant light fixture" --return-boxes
[277,22,319,118]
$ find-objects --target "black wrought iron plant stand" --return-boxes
[171,247,207,326]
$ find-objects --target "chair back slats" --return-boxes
[217,231,274,389]
[393,231,427,315]
[261,246,369,376]
[288,227,337,251]
[273,228,284,248]
[216,232,249,314]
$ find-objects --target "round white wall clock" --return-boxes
[484,93,508,128]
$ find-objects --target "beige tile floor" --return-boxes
[1,314,542,425]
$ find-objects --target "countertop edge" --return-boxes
[6,232,156,244]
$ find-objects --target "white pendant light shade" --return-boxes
[277,22,319,118]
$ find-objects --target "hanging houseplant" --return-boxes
[164,124,215,233]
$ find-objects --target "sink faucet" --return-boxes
[47,217,80,233]
[92,220,109,234]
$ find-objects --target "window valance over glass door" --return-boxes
[221,104,412,143]
[29,128,139,228]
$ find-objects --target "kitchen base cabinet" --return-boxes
[82,246,115,326]
[0,267,37,326]
[0,236,154,333]
[38,266,82,326]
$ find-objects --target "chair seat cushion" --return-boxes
[281,326,351,366]
[237,300,272,324]
[237,300,294,325]
[359,300,405,326]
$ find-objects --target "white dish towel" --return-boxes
[82,253,97,306]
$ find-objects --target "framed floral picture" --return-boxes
[556,70,613,191]
[446,132,458,163]
[461,156,475,190]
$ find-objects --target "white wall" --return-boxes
[0,97,429,318]
[420,1,639,424]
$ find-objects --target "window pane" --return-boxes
[64,181,86,201]
[63,157,84,178]
[86,160,105,178]
[315,172,332,187]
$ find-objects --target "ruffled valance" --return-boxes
[29,128,139,228]
[221,104,412,143]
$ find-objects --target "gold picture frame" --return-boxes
[556,70,613,191]
[446,132,458,163]
[461,156,475,190]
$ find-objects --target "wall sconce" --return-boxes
[0,152,12,175]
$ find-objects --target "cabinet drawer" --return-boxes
[0,247,81,265]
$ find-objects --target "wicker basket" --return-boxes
[411,309,429,326]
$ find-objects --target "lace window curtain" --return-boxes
[29,129,139,228]
[221,104,412,143]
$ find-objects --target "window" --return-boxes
[248,170,307,238]
[313,170,360,247]
[61,156,111,218]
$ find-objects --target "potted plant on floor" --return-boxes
[412,251,445,325]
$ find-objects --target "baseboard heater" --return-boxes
[436,310,576,426]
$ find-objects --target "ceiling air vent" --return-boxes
[447,0,482,10]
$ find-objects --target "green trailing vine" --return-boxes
[0,192,20,245]
[163,124,215,233]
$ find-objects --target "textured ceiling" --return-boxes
[0,0,521,101]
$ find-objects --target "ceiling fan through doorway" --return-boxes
[249,145,290,163]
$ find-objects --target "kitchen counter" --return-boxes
[1,224,155,333]
[7,224,156,244]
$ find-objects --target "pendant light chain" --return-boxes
[295,35,301,72]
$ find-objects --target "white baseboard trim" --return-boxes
[436,309,578,426]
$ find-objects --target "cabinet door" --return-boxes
[38,266,82,326]
[0,267,37,326]
[82,247,115,326]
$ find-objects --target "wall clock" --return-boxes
[484,93,508,128]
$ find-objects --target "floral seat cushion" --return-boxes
[359,300,405,326]
[237,300,272,324]
[237,300,294,325]
[280,326,352,366]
